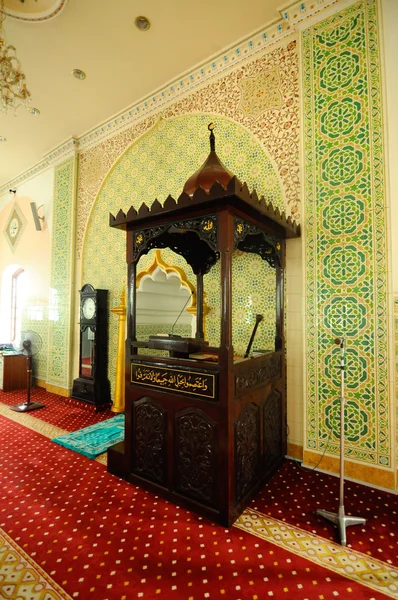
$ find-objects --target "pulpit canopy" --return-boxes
[110,124,300,274]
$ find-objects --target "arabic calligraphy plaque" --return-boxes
[131,363,216,399]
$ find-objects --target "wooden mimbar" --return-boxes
[108,126,300,526]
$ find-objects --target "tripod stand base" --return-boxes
[316,507,366,546]
[9,402,45,413]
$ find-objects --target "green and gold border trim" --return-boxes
[302,0,390,468]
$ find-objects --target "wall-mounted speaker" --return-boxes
[30,202,45,231]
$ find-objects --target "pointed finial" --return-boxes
[208,122,215,152]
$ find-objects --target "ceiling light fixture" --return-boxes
[72,68,86,80]
[135,16,150,31]
[0,135,7,141]
[27,106,40,115]
[0,0,32,113]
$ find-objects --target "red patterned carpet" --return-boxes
[0,386,113,430]
[0,388,397,600]
[251,462,398,565]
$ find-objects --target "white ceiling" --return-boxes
[0,0,285,187]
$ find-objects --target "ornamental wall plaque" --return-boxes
[238,67,282,120]
[3,202,27,251]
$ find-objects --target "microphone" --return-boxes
[335,337,344,346]
[169,291,194,337]
[244,314,264,358]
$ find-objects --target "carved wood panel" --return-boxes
[133,216,219,275]
[234,218,281,267]
[263,389,282,472]
[235,403,260,502]
[133,397,167,485]
[235,354,281,395]
[175,408,218,506]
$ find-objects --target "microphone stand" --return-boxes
[244,314,263,358]
[315,337,366,546]
[169,291,194,338]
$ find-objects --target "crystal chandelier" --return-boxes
[0,0,31,113]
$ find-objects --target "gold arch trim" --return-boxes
[136,250,197,312]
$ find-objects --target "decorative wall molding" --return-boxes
[0,0,341,196]
[76,0,338,153]
[0,138,78,197]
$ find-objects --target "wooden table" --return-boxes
[0,353,27,391]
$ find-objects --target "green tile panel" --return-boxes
[302,0,390,466]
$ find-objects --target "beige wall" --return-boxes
[286,237,304,457]
[381,0,398,482]
[382,0,398,294]
[0,171,54,309]
[0,169,54,378]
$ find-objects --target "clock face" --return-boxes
[82,297,96,320]
[9,218,19,238]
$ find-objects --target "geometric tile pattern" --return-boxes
[82,115,282,391]
[302,0,391,467]
[231,252,276,357]
[0,528,72,600]
[47,158,76,389]
[77,40,299,256]
[235,508,398,599]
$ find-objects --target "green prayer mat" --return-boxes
[52,414,124,459]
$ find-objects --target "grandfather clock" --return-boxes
[72,283,111,410]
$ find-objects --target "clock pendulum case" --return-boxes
[72,283,111,410]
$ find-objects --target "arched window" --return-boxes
[10,268,25,342]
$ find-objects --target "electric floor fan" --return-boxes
[316,337,366,546]
[9,330,45,413]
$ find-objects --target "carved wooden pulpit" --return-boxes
[108,125,300,526]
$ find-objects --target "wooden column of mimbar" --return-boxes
[218,208,234,524]
[107,125,300,526]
